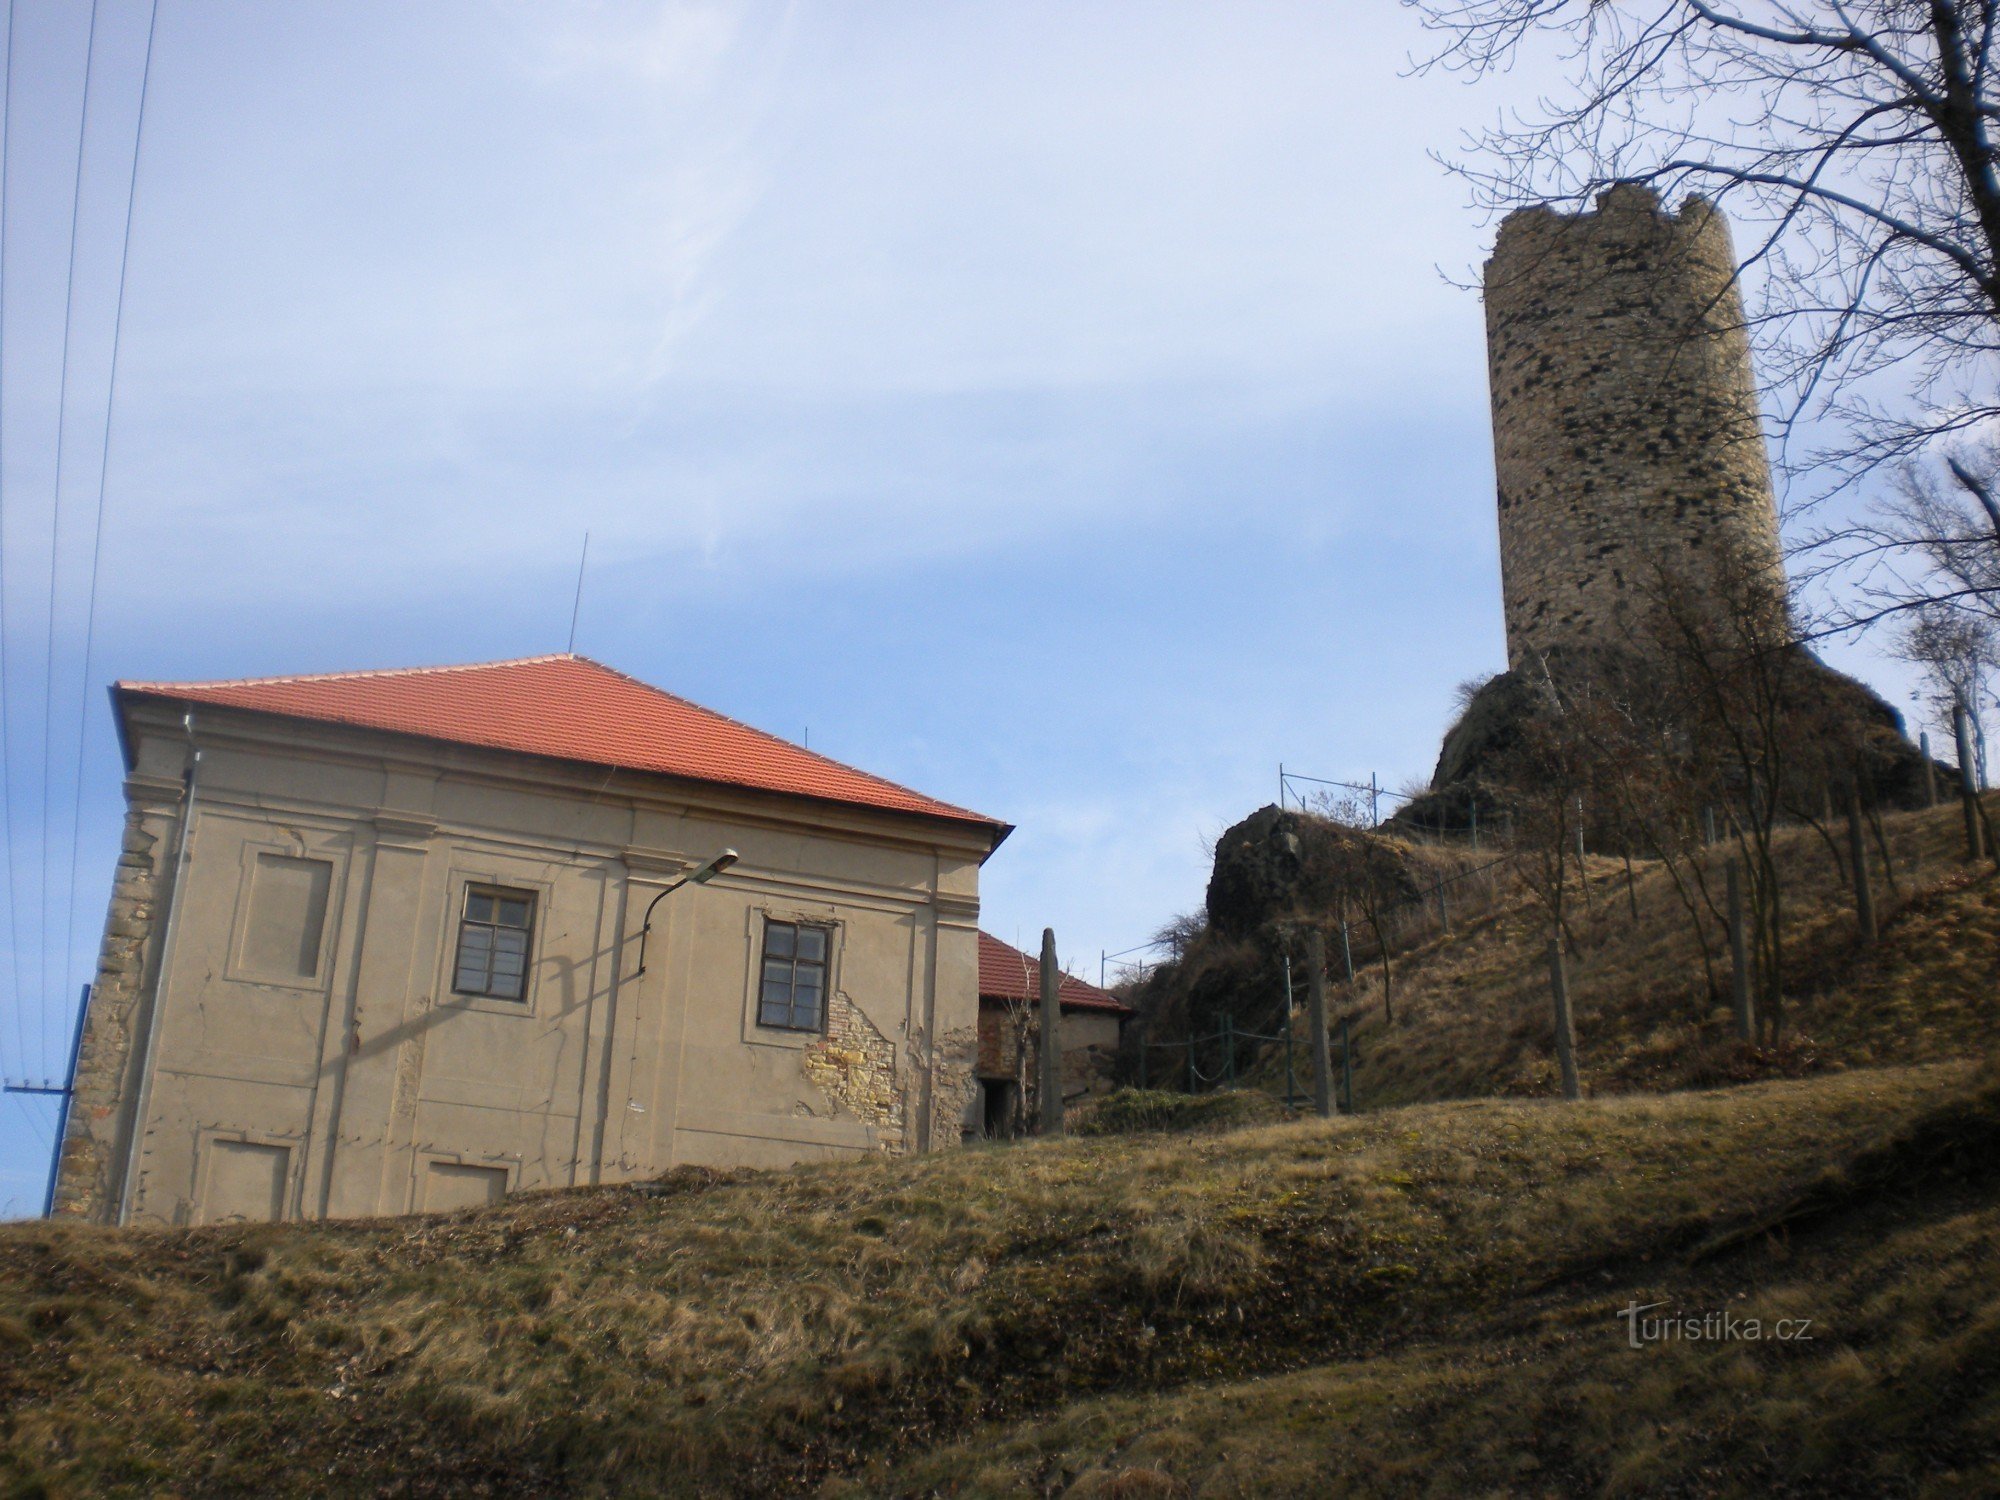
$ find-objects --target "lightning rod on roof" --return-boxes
[566,531,590,653]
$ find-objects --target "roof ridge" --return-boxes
[117,653,580,694]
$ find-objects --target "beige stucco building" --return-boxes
[53,654,1010,1227]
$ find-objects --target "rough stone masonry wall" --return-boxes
[802,990,909,1152]
[1485,183,1787,667]
[50,780,179,1221]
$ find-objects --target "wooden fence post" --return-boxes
[1340,1014,1354,1114]
[1846,788,1877,944]
[1956,705,1986,863]
[1547,937,1580,1101]
[1726,857,1753,1043]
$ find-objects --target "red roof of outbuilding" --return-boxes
[978,931,1131,1015]
[117,654,1007,838]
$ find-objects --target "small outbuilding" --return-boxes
[973,931,1132,1138]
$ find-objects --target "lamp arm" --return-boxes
[634,873,691,977]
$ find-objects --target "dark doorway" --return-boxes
[980,1078,1020,1140]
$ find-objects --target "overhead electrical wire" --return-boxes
[60,0,160,1035]
[0,0,22,1082]
[36,0,104,1078]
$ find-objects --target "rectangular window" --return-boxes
[453,885,535,1001]
[758,919,828,1032]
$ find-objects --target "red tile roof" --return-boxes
[117,654,1007,838]
[978,931,1131,1015]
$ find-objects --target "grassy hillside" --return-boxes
[5,1062,1998,1496]
[1207,797,2000,1109]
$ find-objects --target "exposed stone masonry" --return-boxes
[51,780,179,1220]
[803,989,908,1152]
[1485,183,1786,666]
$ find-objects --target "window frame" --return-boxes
[756,917,832,1033]
[450,883,538,1003]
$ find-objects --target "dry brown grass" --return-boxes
[873,1114,2000,1499]
[3,1062,1994,1496]
[1245,795,2000,1110]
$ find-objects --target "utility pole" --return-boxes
[4,984,93,1217]
[1306,930,1334,1118]
[1038,928,1063,1136]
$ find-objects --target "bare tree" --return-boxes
[1493,655,1595,951]
[1898,600,1998,780]
[1408,1,2000,483]
[1798,439,2000,645]
[1630,533,1885,1038]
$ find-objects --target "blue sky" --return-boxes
[0,1,1927,1215]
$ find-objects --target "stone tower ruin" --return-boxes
[1483,183,1786,667]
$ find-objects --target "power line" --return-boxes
[0,0,20,1080]
[36,0,104,1075]
[61,0,160,1030]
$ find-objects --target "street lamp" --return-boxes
[634,848,738,975]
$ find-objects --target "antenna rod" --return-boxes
[566,531,590,652]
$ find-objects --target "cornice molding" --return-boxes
[123,773,184,811]
[372,812,438,849]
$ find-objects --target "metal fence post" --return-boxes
[1307,930,1334,1118]
[1283,954,1297,1108]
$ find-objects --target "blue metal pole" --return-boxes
[43,985,91,1216]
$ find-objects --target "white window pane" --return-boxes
[454,959,487,992]
[497,898,531,929]
[765,923,795,958]
[465,891,495,922]
[797,928,827,961]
